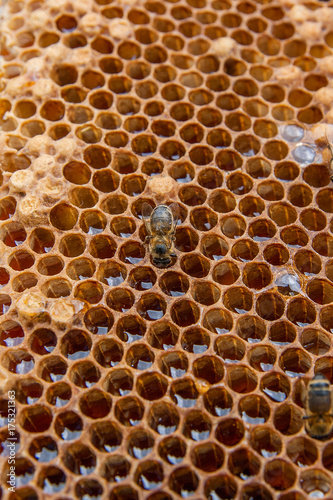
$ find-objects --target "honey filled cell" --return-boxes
[1,0,333,498]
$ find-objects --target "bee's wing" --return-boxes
[142,202,153,234]
[169,203,180,232]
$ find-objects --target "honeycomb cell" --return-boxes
[239,394,270,424]
[223,286,253,313]
[236,315,266,343]
[228,448,260,480]
[249,345,276,372]
[191,281,220,305]
[287,437,318,467]
[75,479,103,500]
[227,365,257,394]
[13,378,43,404]
[116,315,146,343]
[300,470,332,497]
[1,222,27,247]
[37,466,67,493]
[0,320,24,347]
[216,150,243,172]
[193,355,224,384]
[180,254,210,278]
[70,360,101,389]
[4,1,333,496]
[171,378,199,408]
[104,369,133,396]
[46,382,72,407]
[215,335,245,363]
[20,405,52,433]
[29,435,58,462]
[181,327,209,354]
[251,426,282,458]
[159,351,188,379]
[0,197,16,220]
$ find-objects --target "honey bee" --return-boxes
[142,202,179,268]
[325,126,333,181]
[302,373,333,440]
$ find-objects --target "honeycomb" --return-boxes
[2,0,333,498]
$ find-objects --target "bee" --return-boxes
[142,202,179,268]
[325,126,333,181]
[302,373,333,440]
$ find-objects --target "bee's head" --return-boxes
[155,242,167,255]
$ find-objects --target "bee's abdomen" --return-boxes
[308,390,332,414]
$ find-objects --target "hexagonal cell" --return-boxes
[300,328,331,356]
[227,365,258,394]
[70,361,101,389]
[1,221,27,247]
[13,377,43,405]
[236,315,266,344]
[66,258,95,281]
[29,435,58,462]
[126,344,154,371]
[30,328,57,355]
[104,368,133,397]
[203,307,233,334]
[0,293,10,316]
[263,243,289,266]
[191,280,220,305]
[287,436,318,467]
[159,351,188,379]
[46,382,72,407]
[0,320,24,347]
[223,286,253,314]
[79,389,112,420]
[136,372,168,401]
[264,459,296,491]
[59,233,85,257]
[147,321,179,351]
[260,371,290,403]
[193,356,224,384]
[256,292,285,321]
[38,355,67,383]
[274,403,303,436]
[242,262,272,290]
[37,466,67,494]
[54,410,83,440]
[190,207,218,231]
[269,321,296,346]
[215,335,245,364]
[249,345,276,372]
[171,378,199,408]
[228,448,261,480]
[148,401,179,435]
[239,394,270,425]
[79,210,107,234]
[9,249,34,272]
[116,315,146,343]
[220,215,246,240]
[2,349,35,374]
[299,469,332,498]
[250,426,282,458]
[89,235,117,259]
[268,202,297,228]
